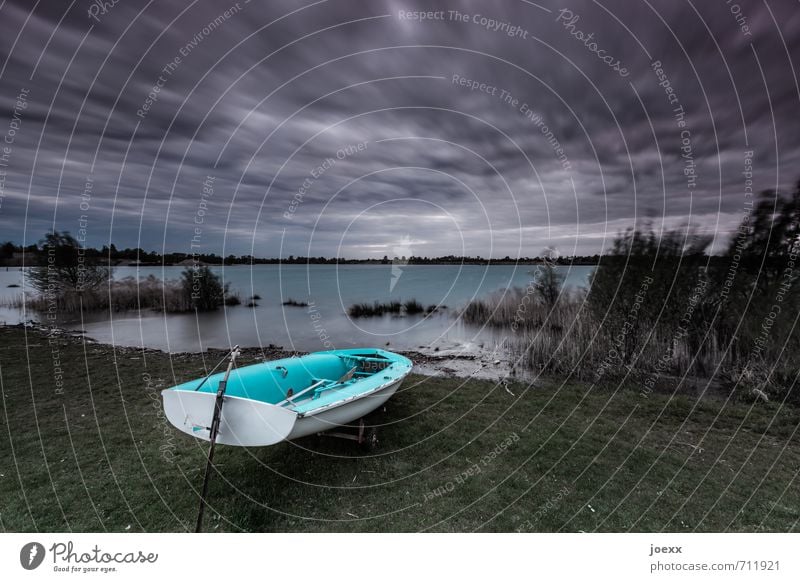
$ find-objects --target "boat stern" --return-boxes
[162,389,297,447]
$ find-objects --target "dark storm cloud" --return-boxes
[0,0,797,257]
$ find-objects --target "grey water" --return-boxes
[0,264,594,353]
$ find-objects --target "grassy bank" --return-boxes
[1,326,798,532]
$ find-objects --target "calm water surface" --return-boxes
[0,264,594,353]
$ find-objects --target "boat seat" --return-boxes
[312,382,338,399]
[312,378,360,399]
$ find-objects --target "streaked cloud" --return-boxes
[0,0,797,257]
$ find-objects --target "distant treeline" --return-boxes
[0,241,601,266]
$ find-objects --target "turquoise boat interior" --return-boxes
[169,348,412,416]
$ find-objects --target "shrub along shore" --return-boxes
[461,185,800,406]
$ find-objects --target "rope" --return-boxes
[193,347,238,391]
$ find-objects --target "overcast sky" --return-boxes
[0,0,798,258]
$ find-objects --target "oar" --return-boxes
[195,345,240,533]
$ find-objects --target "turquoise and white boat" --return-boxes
[162,348,412,446]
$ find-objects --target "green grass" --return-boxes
[1,326,798,532]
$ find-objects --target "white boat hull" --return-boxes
[286,377,403,440]
[162,377,405,446]
[162,390,297,447]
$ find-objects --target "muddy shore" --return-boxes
[3,321,518,383]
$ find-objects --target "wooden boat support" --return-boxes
[317,412,383,450]
[162,348,412,447]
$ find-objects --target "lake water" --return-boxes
[0,264,594,353]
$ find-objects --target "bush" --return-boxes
[282,298,308,307]
[224,293,241,306]
[347,299,422,317]
[533,263,564,308]
[180,266,227,311]
[348,302,383,317]
[587,227,711,370]
[708,184,800,399]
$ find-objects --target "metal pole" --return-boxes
[195,345,239,533]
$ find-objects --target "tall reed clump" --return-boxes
[708,186,800,401]
[282,298,308,307]
[17,275,193,314]
[460,265,597,378]
[347,299,425,317]
[105,275,189,312]
[508,298,600,379]
[584,226,715,381]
